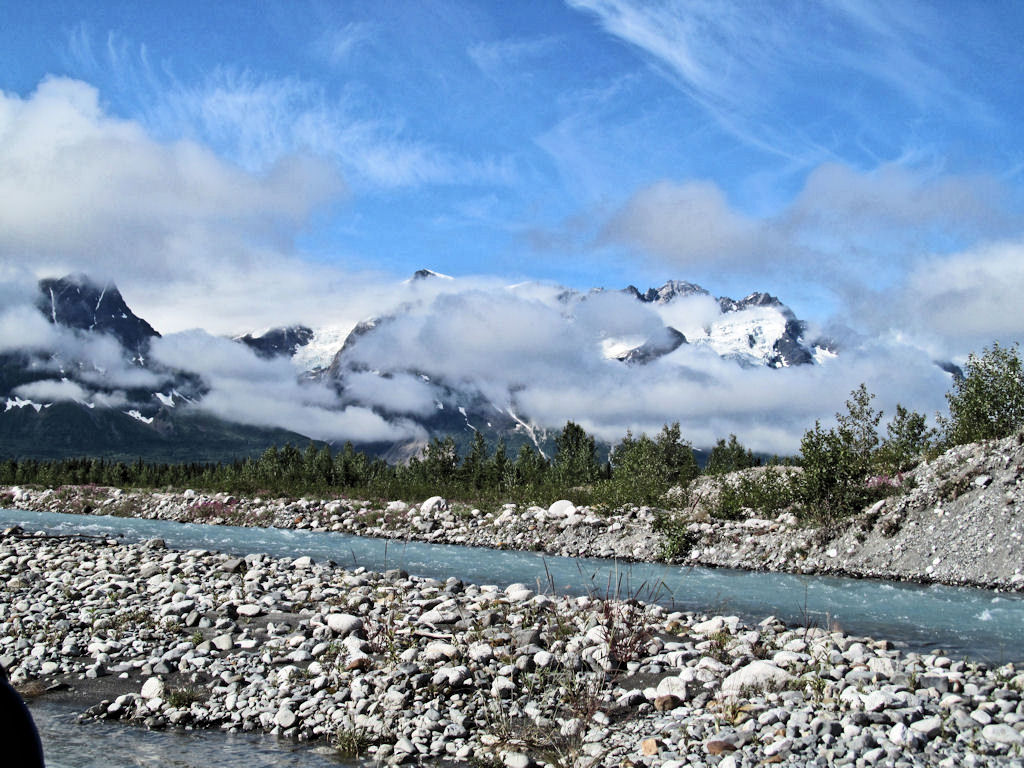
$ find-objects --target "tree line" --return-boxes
[2,342,1022,519]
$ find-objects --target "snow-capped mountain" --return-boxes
[1,269,837,462]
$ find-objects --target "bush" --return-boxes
[601,422,699,507]
[876,404,934,474]
[943,342,1024,446]
[798,384,885,521]
[705,434,760,475]
[713,467,800,519]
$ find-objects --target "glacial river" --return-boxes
[4,506,1024,768]
[3,507,1022,663]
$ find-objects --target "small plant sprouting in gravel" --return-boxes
[166,685,205,708]
[334,726,371,758]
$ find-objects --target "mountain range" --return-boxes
[2,271,835,462]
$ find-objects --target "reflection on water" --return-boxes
[30,700,356,768]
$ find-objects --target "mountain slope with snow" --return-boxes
[1,269,852,462]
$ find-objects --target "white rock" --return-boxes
[325,613,364,637]
[140,677,165,699]
[721,661,794,694]
[655,675,690,700]
[274,707,296,729]
[691,617,725,635]
[386,500,408,512]
[505,587,534,603]
[468,642,494,663]
[982,724,1023,745]
[862,690,894,712]
[424,641,459,662]
[420,496,447,515]
[910,716,942,738]
[867,656,896,678]
[547,500,576,518]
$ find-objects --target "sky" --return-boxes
[2,1,1024,450]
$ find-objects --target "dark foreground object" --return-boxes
[0,665,45,767]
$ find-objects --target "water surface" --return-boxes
[3,507,1022,663]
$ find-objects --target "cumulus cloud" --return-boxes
[604,163,1010,292]
[605,180,762,266]
[150,330,422,443]
[0,304,61,352]
[0,77,352,333]
[883,239,1024,356]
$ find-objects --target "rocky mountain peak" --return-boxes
[237,326,314,360]
[36,274,159,355]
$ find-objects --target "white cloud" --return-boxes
[342,371,439,415]
[604,164,1008,286]
[604,180,761,267]
[149,330,422,443]
[0,304,61,352]
[13,379,90,403]
[0,77,342,286]
[890,239,1024,354]
[329,282,953,454]
[566,0,982,161]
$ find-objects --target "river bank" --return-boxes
[3,529,1023,767]
[4,429,1023,591]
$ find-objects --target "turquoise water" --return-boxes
[3,507,1022,663]
[29,700,355,767]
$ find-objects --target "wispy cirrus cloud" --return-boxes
[63,25,516,190]
[566,0,988,164]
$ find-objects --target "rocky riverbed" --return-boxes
[4,430,1024,591]
[3,529,1023,767]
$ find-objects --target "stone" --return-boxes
[863,690,894,712]
[212,633,234,651]
[655,675,690,700]
[420,496,447,515]
[503,752,531,768]
[721,661,794,694]
[393,737,416,756]
[691,617,725,635]
[547,500,576,518]
[325,613,364,637]
[140,677,165,699]
[654,695,681,712]
[640,738,662,756]
[236,604,262,617]
[981,724,1024,745]
[706,739,736,755]
[764,738,792,757]
[274,707,296,729]
[910,716,942,739]
[867,657,896,678]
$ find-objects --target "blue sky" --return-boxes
[2,0,1023,347]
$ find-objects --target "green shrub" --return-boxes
[942,342,1024,446]
[713,467,800,519]
[705,434,760,475]
[652,510,699,560]
[798,384,884,521]
[876,404,934,474]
